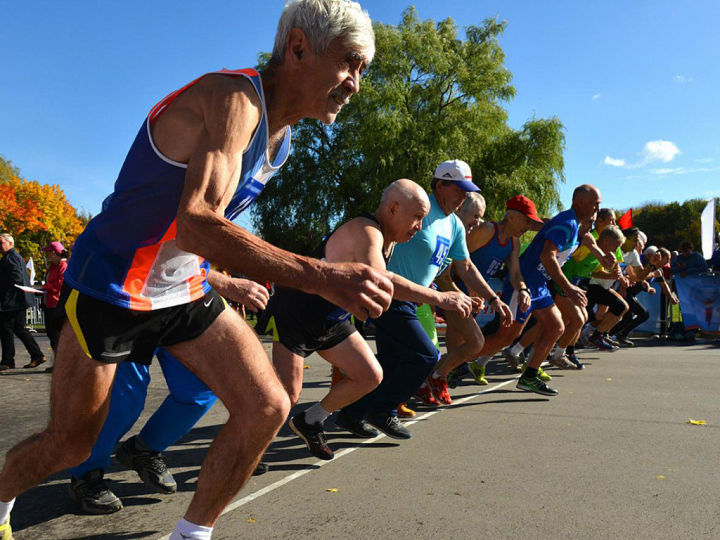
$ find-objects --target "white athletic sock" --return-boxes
[509,342,524,357]
[551,346,566,360]
[474,356,491,367]
[304,403,331,425]
[169,518,213,540]
[0,498,15,525]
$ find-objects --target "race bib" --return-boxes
[430,236,451,267]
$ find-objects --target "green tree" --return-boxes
[632,199,719,252]
[0,155,21,183]
[252,7,565,252]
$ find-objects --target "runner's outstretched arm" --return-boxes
[172,77,393,320]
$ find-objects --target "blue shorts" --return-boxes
[501,279,555,324]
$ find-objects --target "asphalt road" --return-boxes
[1,333,719,540]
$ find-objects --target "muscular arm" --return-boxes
[506,240,531,312]
[327,221,471,316]
[170,77,392,319]
[207,271,270,312]
[581,232,615,268]
[540,240,587,307]
[453,258,513,324]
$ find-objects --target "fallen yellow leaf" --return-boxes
[326,488,338,493]
[687,418,707,425]
[246,518,256,523]
[656,475,666,480]
[605,378,612,382]
[303,365,310,369]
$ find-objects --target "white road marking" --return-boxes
[157,375,522,539]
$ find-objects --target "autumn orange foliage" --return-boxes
[1,170,86,274]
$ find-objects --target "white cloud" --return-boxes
[640,140,680,164]
[592,93,602,101]
[650,166,720,176]
[604,139,680,169]
[604,156,626,167]
[673,75,693,84]
[696,158,714,163]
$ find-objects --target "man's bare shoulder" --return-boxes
[189,74,262,122]
[333,216,383,244]
[153,74,263,162]
[467,221,495,248]
[326,216,383,263]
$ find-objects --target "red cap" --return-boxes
[506,195,543,223]
[41,241,65,254]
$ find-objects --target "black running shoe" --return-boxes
[334,413,380,438]
[289,412,334,460]
[116,436,177,494]
[567,353,584,370]
[253,462,270,476]
[516,375,559,396]
[69,469,123,515]
[447,364,468,388]
[365,413,412,440]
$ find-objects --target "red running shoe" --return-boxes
[414,384,440,406]
[427,374,452,405]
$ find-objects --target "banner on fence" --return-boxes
[674,274,720,331]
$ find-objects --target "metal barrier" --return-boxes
[25,303,45,332]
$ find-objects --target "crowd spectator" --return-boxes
[40,241,68,372]
[671,241,708,276]
[0,233,45,371]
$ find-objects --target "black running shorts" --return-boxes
[259,286,356,358]
[585,284,626,316]
[60,284,226,365]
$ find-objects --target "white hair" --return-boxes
[643,245,659,259]
[272,0,375,64]
[0,233,13,246]
[458,192,485,217]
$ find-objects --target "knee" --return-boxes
[240,384,291,430]
[466,328,485,355]
[48,430,96,469]
[368,363,383,390]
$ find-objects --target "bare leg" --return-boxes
[434,311,484,377]
[444,323,465,353]
[476,322,525,358]
[0,323,116,501]
[317,333,382,412]
[596,291,628,333]
[167,308,290,527]
[272,343,305,405]
[555,296,587,348]
[518,319,541,350]
[526,305,564,370]
[592,305,609,328]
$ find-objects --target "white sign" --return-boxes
[700,198,716,259]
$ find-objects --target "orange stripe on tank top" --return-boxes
[122,220,179,311]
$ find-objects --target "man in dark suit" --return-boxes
[0,233,44,371]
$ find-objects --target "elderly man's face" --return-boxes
[435,181,467,216]
[577,190,601,222]
[303,37,368,125]
[391,196,430,243]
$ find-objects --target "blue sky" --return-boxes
[2,0,719,230]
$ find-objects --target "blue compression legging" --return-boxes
[70,348,218,479]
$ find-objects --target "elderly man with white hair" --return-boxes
[0,233,45,372]
[0,2,392,539]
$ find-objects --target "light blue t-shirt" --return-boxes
[388,194,470,287]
